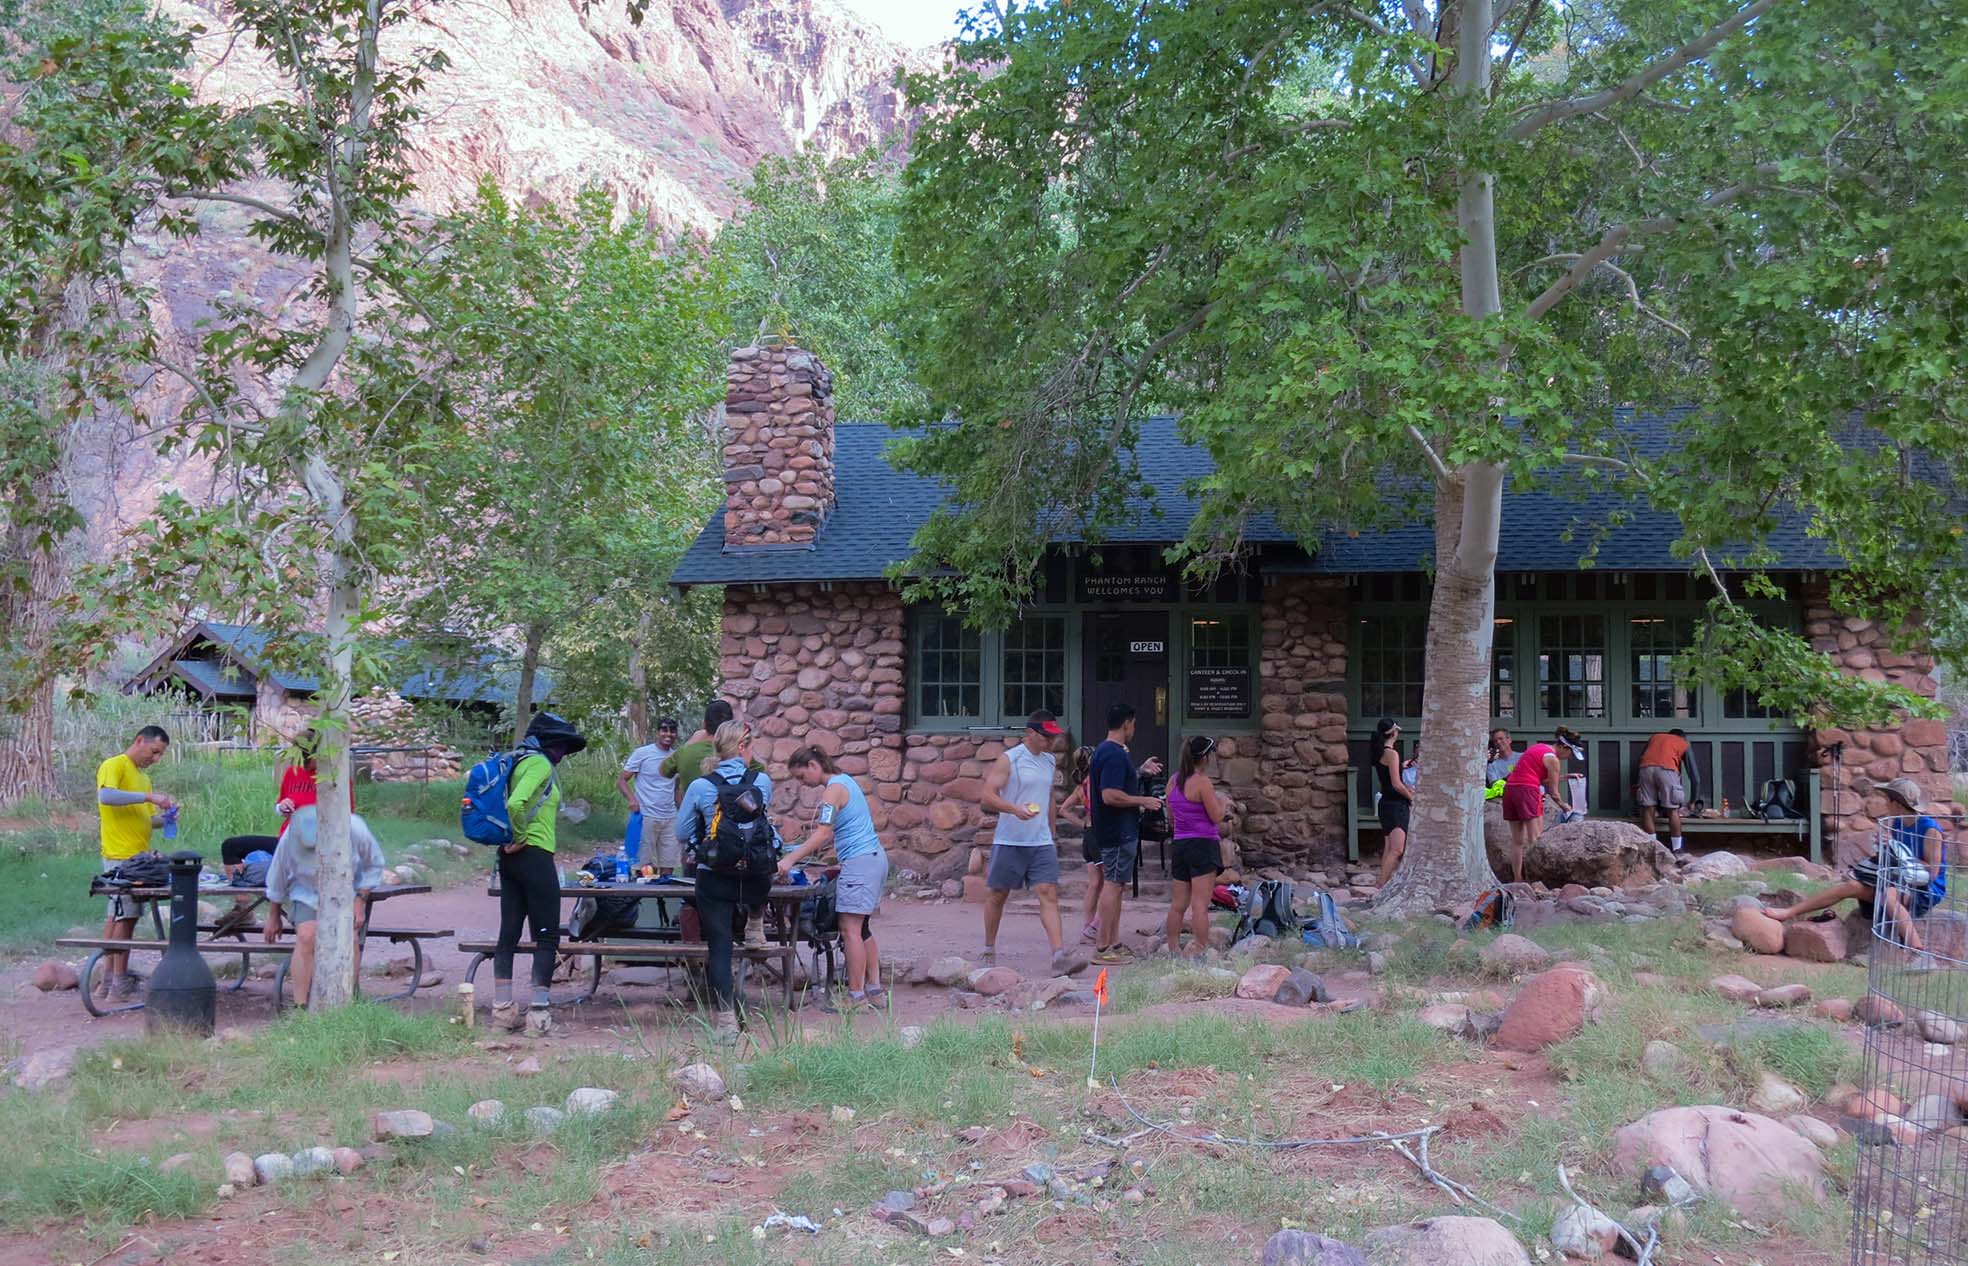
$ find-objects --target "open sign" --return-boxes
[1129,640,1165,654]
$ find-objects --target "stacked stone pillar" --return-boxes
[722,341,836,548]
[1249,575,1353,866]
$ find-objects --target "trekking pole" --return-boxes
[1087,968,1110,1088]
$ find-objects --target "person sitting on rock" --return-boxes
[1766,778,1947,966]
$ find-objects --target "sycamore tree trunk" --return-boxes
[0,484,62,806]
[626,604,652,744]
[1378,0,1506,914]
[511,621,544,747]
[309,528,361,1007]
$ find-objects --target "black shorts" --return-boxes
[1170,837,1221,883]
[1378,798,1412,833]
[1082,835,1102,866]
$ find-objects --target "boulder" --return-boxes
[924,956,973,987]
[222,1151,256,1186]
[1916,909,1968,959]
[1272,969,1332,1007]
[1483,801,1558,877]
[1731,907,1785,955]
[1549,1204,1621,1260]
[1235,964,1294,1001]
[1262,1229,1369,1266]
[371,1109,434,1141]
[1749,1071,1808,1115]
[1681,851,1750,881]
[332,1147,364,1176]
[467,1099,507,1125]
[668,1063,726,1101]
[1492,819,1677,890]
[1363,1216,1531,1266]
[967,966,1021,997]
[1493,967,1605,1052]
[1612,1106,1825,1215]
[1854,996,1905,1028]
[290,1146,336,1176]
[253,1153,295,1185]
[1906,1094,1962,1131]
[1755,984,1812,1009]
[525,1106,566,1133]
[1914,1010,1963,1045]
[1479,934,1553,977]
[29,960,79,992]
[1709,974,1764,1004]
[1812,998,1854,1022]
[1640,1041,1690,1084]
[1783,919,1849,963]
[565,1088,619,1116]
[1784,1115,1840,1150]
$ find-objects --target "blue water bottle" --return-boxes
[161,805,179,840]
[623,810,642,865]
[613,844,629,884]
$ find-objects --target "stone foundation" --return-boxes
[1802,580,1951,865]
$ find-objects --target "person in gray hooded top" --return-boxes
[263,804,388,1008]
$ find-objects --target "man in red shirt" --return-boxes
[1637,728,1690,852]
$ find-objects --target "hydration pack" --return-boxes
[460,749,556,847]
[695,769,775,876]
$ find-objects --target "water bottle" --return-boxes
[161,805,179,841]
[613,844,629,884]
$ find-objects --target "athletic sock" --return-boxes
[1670,836,1684,852]
[494,979,513,1005]
[531,987,552,1008]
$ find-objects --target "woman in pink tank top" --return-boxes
[1500,726,1581,883]
[1165,736,1230,956]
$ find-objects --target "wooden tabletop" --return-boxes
[108,882,432,901]
[485,878,832,901]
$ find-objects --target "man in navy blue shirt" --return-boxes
[1088,702,1164,964]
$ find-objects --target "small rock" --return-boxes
[252,1153,294,1185]
[222,1152,255,1186]
[898,1025,926,1049]
[878,1190,916,1214]
[1682,851,1749,881]
[1731,906,1785,954]
[940,879,962,899]
[1906,1094,1962,1131]
[1550,1204,1620,1260]
[1915,1010,1963,1044]
[29,960,79,992]
[1784,1115,1839,1149]
[925,1217,956,1236]
[1847,1087,1904,1118]
[1479,933,1553,976]
[1812,998,1854,1022]
[12,1045,75,1092]
[1367,951,1389,975]
[1272,968,1331,1007]
[1750,1071,1807,1114]
[1782,919,1849,963]
[1053,990,1096,1007]
[290,1146,336,1176]
[1709,974,1764,1004]
[1230,932,1274,957]
[1755,983,1811,1009]
[332,1147,364,1175]
[704,1167,736,1184]
[514,1056,542,1076]
[924,955,973,987]
[967,966,1022,997]
[158,1152,198,1175]
[1493,966,1605,1052]
[1362,1215,1531,1265]
[1418,1003,1473,1033]
[525,1106,566,1133]
[565,1087,619,1116]
[1639,1040,1690,1084]
[1235,964,1293,1000]
[669,1062,726,1101]
[831,1105,857,1123]
[216,1183,237,1198]
[467,1099,507,1125]
[1261,1228,1369,1266]
[1855,995,1905,1027]
[1638,1164,1697,1208]
[371,1109,435,1141]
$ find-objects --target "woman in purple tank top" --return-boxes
[1165,736,1231,957]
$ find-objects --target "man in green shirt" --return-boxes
[491,712,586,1036]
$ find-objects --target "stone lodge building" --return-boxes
[671,342,1947,876]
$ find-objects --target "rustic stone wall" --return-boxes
[1246,575,1352,867]
[1802,580,1952,864]
[722,341,836,548]
[347,689,462,783]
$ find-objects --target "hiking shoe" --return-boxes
[979,946,997,966]
[1080,920,1100,943]
[491,1000,525,1033]
[524,1006,556,1038]
[863,984,888,1006]
[713,1008,740,1045]
[1051,947,1091,976]
[1908,952,1939,974]
[743,919,769,949]
[1092,944,1136,966]
[108,973,143,1001]
[817,992,869,1015]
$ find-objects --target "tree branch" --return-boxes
[1519,251,1690,337]
[1407,424,1450,479]
[1492,0,1543,91]
[169,188,317,235]
[1524,225,1630,320]
[1506,0,1785,139]
[1560,453,1632,471]
[1331,3,1429,87]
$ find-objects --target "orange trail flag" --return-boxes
[1093,969,1109,1005]
[1088,968,1111,1087]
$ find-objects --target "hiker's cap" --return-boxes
[1026,710,1064,737]
[1879,777,1924,811]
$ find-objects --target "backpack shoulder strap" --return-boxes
[513,751,557,830]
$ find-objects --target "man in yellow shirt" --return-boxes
[96,725,175,999]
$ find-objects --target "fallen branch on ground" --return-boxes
[1557,1162,1658,1265]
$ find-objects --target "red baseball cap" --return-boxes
[1026,710,1064,736]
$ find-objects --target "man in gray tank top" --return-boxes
[979,710,1086,976]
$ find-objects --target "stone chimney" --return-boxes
[722,340,836,549]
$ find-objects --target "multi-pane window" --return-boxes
[1538,614,1607,718]
[1001,616,1067,718]
[1724,687,1776,720]
[1189,614,1251,668]
[916,615,982,720]
[1358,616,1426,719]
[1630,616,1698,720]
[1492,617,1517,719]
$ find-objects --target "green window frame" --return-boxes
[1001,615,1068,719]
[1629,615,1698,721]
[1357,614,1427,720]
[1189,613,1251,669]
[908,607,1076,730]
[1538,614,1607,719]
[914,613,983,721]
[1492,616,1518,721]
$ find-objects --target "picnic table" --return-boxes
[58,881,449,1017]
[459,872,839,1010]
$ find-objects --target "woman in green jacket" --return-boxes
[493,712,586,1036]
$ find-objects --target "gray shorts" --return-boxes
[286,899,318,926]
[1099,825,1140,886]
[1637,766,1685,810]
[640,813,682,869]
[835,850,889,916]
[987,844,1061,891]
[101,857,151,922]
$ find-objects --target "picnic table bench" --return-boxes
[63,881,449,1015]
[462,875,838,1010]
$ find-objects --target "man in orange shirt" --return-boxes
[1637,728,1690,852]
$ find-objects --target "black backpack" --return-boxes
[566,853,642,940]
[695,770,775,877]
[1751,778,1803,822]
[1233,879,1300,943]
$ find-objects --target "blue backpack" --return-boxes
[1300,889,1361,950]
[461,749,557,847]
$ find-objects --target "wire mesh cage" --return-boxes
[1851,813,1966,1265]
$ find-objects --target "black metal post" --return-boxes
[145,850,217,1036]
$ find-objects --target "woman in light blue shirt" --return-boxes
[673,720,776,1042]
[780,747,888,1011]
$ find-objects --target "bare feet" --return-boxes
[1764,906,1796,921]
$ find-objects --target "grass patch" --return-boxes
[0,1092,215,1231]
[1723,1021,1858,1098]
[0,846,114,956]
[253,1001,471,1086]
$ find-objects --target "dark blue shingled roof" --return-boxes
[671,412,1840,587]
